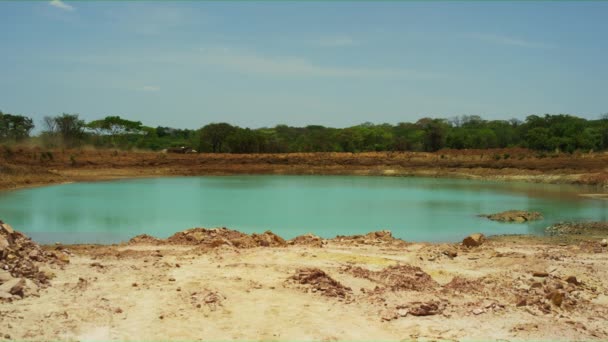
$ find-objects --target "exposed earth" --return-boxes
[2,148,608,340]
[1,223,607,341]
[1,148,608,191]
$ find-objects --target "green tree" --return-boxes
[0,111,34,142]
[199,123,236,152]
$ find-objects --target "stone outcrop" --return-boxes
[481,210,543,223]
[462,233,485,247]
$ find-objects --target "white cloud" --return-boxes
[49,0,74,11]
[470,33,553,49]
[315,36,359,47]
[139,86,161,92]
[197,46,436,79]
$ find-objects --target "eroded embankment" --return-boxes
[1,222,608,340]
[1,148,608,191]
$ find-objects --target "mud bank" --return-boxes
[2,148,608,191]
[1,224,607,340]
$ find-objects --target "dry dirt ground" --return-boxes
[2,229,608,341]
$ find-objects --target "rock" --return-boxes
[481,210,543,223]
[533,271,549,277]
[0,270,13,284]
[565,276,580,285]
[0,291,13,300]
[0,278,25,296]
[549,291,564,307]
[472,308,484,315]
[53,251,70,263]
[23,278,39,297]
[442,249,458,259]
[0,223,14,234]
[407,301,444,316]
[28,249,41,261]
[0,235,9,251]
[462,233,485,247]
[601,239,607,247]
[516,299,527,307]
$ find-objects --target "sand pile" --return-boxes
[0,220,67,301]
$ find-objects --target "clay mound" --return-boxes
[0,220,66,301]
[251,231,287,247]
[481,210,543,223]
[347,264,437,291]
[288,233,324,248]
[167,227,257,248]
[331,230,407,247]
[128,234,161,245]
[288,267,352,299]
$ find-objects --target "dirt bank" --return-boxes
[1,224,607,340]
[1,148,608,191]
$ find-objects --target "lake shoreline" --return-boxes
[2,149,608,192]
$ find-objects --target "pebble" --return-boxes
[601,239,607,247]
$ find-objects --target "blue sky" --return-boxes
[0,1,607,129]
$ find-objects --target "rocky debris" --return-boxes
[167,227,258,248]
[0,220,65,298]
[288,268,352,299]
[345,264,437,292]
[190,289,226,311]
[331,230,408,247]
[128,234,161,245]
[401,301,445,317]
[545,221,608,236]
[481,210,543,223]
[514,275,584,313]
[288,233,325,248]
[442,276,486,294]
[251,231,287,247]
[462,233,485,248]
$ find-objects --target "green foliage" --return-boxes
[0,110,34,142]
[2,111,608,153]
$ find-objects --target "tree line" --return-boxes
[1,110,607,153]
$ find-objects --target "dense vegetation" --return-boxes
[1,110,607,153]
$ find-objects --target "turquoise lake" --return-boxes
[0,176,606,244]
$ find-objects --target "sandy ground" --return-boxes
[2,232,608,341]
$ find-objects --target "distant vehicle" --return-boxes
[164,146,197,154]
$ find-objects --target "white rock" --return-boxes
[601,239,607,247]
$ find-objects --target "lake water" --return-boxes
[0,176,606,244]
